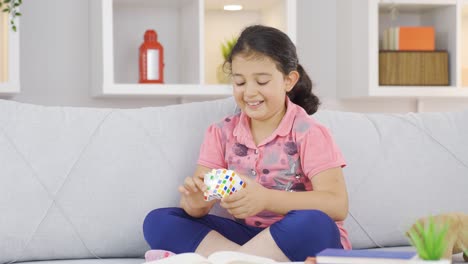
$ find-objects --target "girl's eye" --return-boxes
[258,81,269,86]
[235,82,245,86]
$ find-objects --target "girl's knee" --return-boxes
[287,209,333,225]
[292,210,338,236]
[270,210,342,260]
[143,207,185,247]
[143,207,184,229]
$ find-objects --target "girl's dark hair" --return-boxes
[225,25,320,115]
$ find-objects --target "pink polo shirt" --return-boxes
[197,98,351,249]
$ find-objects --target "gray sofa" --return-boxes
[0,97,466,264]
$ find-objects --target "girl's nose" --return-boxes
[244,83,257,96]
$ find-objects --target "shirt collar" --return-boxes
[233,97,298,147]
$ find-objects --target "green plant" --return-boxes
[407,216,450,260]
[0,0,22,32]
[462,239,468,261]
[221,36,237,61]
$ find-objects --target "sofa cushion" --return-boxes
[0,98,237,263]
[315,111,468,249]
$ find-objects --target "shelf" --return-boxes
[90,0,295,99]
[0,10,20,95]
[112,0,199,85]
[371,86,468,97]
[378,0,457,7]
[336,0,462,98]
[96,84,232,98]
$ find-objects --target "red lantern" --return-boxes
[139,30,164,84]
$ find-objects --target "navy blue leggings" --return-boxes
[143,207,342,261]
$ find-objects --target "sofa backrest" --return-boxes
[0,98,238,263]
[314,110,468,249]
[0,98,467,262]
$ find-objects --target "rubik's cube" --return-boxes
[203,169,246,201]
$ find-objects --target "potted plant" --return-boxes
[0,0,22,32]
[216,36,237,84]
[407,216,451,263]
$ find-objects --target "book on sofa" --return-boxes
[316,248,418,264]
[143,250,303,264]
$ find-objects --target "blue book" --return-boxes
[316,248,418,264]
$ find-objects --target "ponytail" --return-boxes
[287,64,320,115]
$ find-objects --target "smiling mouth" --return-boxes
[246,101,264,106]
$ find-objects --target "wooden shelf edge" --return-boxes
[379,0,457,6]
[369,86,468,97]
[0,83,20,95]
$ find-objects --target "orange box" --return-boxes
[398,27,435,51]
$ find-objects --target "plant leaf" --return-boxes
[410,216,452,260]
[426,216,435,259]
[220,36,237,61]
[408,229,430,260]
[433,223,449,259]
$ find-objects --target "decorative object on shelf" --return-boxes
[406,213,468,263]
[0,0,22,32]
[388,2,399,21]
[382,26,435,51]
[217,36,237,84]
[379,51,448,86]
[139,29,164,84]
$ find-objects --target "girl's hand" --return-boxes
[178,173,206,195]
[178,174,208,209]
[220,174,268,219]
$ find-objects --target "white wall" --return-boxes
[4,0,468,112]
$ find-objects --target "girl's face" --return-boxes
[231,54,298,123]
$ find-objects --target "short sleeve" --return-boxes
[197,124,227,169]
[300,124,346,179]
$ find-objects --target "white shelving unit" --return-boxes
[0,11,20,95]
[462,0,468,87]
[89,0,296,99]
[337,0,468,98]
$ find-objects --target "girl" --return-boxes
[143,25,350,262]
